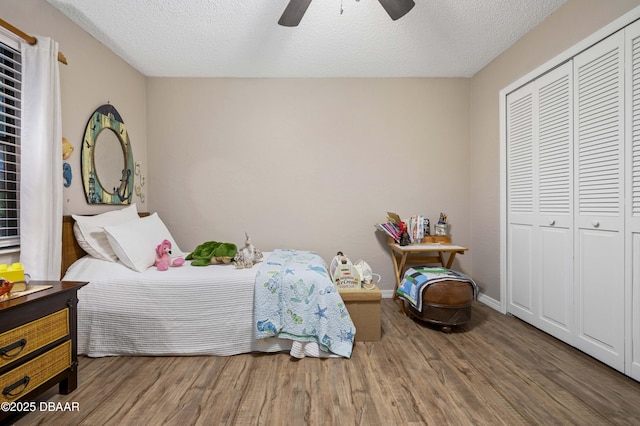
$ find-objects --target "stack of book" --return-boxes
[376,221,403,243]
[407,215,430,243]
[376,212,430,244]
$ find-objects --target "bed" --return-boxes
[61,208,355,359]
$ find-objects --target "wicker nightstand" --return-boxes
[0,281,87,421]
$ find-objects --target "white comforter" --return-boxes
[63,254,334,358]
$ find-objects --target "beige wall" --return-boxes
[7,0,640,300]
[1,0,148,218]
[0,0,146,265]
[147,78,472,291]
[470,0,640,301]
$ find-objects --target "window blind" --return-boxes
[0,41,21,248]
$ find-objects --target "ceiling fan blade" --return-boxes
[378,0,415,21]
[278,0,313,27]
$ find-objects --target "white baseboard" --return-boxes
[381,289,394,299]
[477,293,501,312]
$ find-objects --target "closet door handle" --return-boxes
[548,219,555,226]
[592,221,600,228]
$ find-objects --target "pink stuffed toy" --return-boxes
[154,239,185,271]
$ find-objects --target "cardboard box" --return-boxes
[339,284,381,342]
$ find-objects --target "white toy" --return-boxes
[233,232,263,269]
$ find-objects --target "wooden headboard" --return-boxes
[61,212,150,279]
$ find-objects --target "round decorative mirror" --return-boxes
[81,104,134,204]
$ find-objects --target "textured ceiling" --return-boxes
[47,0,566,78]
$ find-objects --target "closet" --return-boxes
[506,61,574,345]
[505,19,640,378]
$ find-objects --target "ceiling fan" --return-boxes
[278,0,416,27]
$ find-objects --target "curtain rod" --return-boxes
[0,18,67,65]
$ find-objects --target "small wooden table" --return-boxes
[388,240,468,313]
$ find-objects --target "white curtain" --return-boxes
[19,37,62,280]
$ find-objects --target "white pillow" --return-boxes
[103,213,183,272]
[72,204,139,262]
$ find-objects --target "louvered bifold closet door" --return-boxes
[574,30,625,372]
[535,62,574,343]
[626,19,640,381]
[506,63,574,342]
[506,82,538,325]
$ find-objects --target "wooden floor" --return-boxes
[12,299,640,425]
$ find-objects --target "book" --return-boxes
[378,213,432,244]
[375,222,402,243]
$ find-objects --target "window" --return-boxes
[0,36,21,248]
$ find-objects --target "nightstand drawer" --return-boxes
[0,309,69,368]
[0,340,71,402]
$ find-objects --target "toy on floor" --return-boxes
[185,241,238,266]
[234,232,263,269]
[154,239,185,271]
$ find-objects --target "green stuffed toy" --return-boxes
[186,241,238,266]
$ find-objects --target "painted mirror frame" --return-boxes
[81,104,134,204]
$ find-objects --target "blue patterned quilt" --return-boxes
[254,249,355,358]
[396,267,478,312]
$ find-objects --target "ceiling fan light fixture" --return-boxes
[278,0,415,27]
